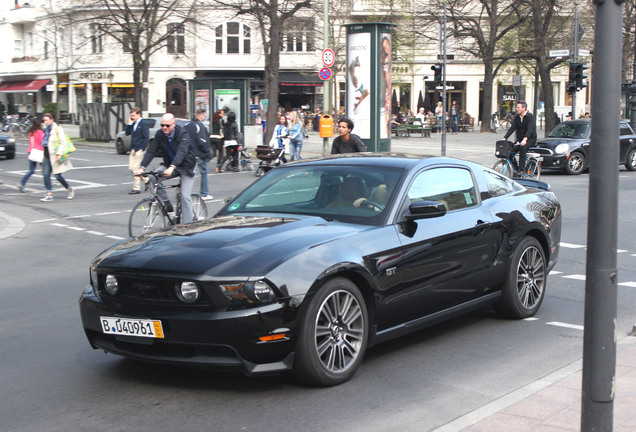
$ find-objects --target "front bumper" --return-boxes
[79,285,298,375]
[536,153,567,170]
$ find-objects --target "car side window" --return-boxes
[482,170,518,198]
[407,167,477,211]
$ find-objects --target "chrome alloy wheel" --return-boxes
[313,289,365,374]
[516,245,546,310]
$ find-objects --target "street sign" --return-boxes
[512,75,522,87]
[549,49,570,58]
[319,67,332,81]
[321,49,335,68]
[579,49,590,57]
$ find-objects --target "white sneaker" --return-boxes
[67,187,74,200]
[202,195,214,200]
[41,194,53,202]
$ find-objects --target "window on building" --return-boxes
[123,35,131,53]
[89,23,103,54]
[215,22,251,55]
[167,23,185,54]
[281,19,314,52]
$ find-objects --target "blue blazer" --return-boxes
[125,119,150,152]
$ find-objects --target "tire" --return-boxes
[7,152,15,160]
[625,148,636,171]
[255,166,264,177]
[524,158,541,180]
[190,194,208,221]
[565,152,586,175]
[493,159,513,177]
[129,199,167,237]
[494,237,546,319]
[116,138,127,155]
[242,160,254,171]
[293,278,368,387]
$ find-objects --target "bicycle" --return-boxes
[222,145,254,172]
[493,140,542,180]
[128,171,208,237]
[499,112,514,131]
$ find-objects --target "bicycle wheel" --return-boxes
[500,120,511,131]
[129,198,168,237]
[190,194,208,221]
[493,159,514,177]
[524,158,541,180]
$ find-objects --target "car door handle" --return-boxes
[474,220,488,234]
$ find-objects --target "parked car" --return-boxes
[115,117,189,155]
[79,155,562,386]
[0,133,16,159]
[531,119,636,175]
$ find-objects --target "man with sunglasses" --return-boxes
[136,113,196,223]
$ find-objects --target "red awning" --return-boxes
[0,79,51,93]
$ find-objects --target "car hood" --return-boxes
[535,137,587,149]
[93,215,367,278]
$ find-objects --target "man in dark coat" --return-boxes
[330,117,368,154]
[137,113,196,223]
[185,109,213,199]
[125,107,149,194]
[503,101,537,174]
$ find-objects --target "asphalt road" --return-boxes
[1,132,635,432]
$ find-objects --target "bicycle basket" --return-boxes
[495,140,514,158]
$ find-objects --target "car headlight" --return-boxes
[220,280,276,304]
[555,143,570,155]
[104,274,119,295]
[8,137,15,144]
[175,281,200,304]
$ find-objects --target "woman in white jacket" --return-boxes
[40,113,73,202]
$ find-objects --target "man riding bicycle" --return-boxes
[136,113,196,223]
[503,101,537,175]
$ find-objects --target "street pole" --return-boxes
[630,29,636,129]
[441,1,447,156]
[571,3,579,119]
[322,0,330,156]
[581,0,623,430]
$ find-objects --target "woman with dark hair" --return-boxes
[222,111,240,171]
[211,109,225,172]
[17,117,45,193]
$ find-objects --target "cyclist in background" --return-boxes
[136,113,196,223]
[503,101,537,174]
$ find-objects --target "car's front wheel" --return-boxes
[565,152,586,175]
[494,237,546,319]
[293,278,368,387]
[625,148,636,171]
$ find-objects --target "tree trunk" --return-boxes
[263,19,282,144]
[538,55,556,137]
[480,63,495,132]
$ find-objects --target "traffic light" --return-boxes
[431,63,442,83]
[568,62,588,92]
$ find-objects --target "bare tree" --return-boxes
[418,0,526,132]
[209,0,312,143]
[69,0,199,110]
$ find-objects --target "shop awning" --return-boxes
[0,79,51,93]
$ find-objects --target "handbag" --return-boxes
[28,148,44,163]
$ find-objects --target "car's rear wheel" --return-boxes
[625,148,636,171]
[495,237,546,319]
[116,138,127,155]
[565,152,586,175]
[293,278,368,387]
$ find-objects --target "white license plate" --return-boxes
[100,316,164,339]
[0,146,5,151]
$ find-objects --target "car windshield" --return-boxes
[548,122,590,139]
[219,164,406,226]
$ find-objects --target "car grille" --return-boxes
[98,275,213,306]
[530,147,554,156]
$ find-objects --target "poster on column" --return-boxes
[195,90,210,121]
[347,32,371,139]
[215,89,241,127]
[380,33,392,140]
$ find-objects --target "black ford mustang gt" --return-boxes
[79,155,561,386]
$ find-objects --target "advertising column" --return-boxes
[344,23,395,152]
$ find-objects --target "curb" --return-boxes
[0,210,26,240]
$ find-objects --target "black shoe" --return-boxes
[128,189,140,195]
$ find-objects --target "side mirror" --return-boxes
[405,200,447,221]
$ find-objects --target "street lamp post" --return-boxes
[630,30,636,129]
